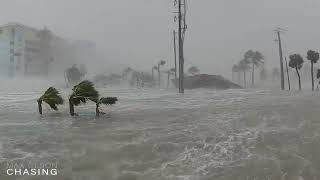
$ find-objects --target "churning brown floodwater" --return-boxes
[0,79,319,180]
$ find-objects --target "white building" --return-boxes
[0,23,78,77]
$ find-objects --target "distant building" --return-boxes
[0,23,78,77]
[73,40,97,74]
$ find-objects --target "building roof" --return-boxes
[0,22,38,32]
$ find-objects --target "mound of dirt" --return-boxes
[173,74,242,90]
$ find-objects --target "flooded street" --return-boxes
[0,79,320,180]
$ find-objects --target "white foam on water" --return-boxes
[0,79,320,179]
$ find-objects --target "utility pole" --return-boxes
[173,0,187,93]
[173,30,177,86]
[275,28,286,90]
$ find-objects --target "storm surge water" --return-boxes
[0,78,320,180]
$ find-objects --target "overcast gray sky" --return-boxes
[1,0,320,76]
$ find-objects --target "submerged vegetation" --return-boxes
[38,81,117,116]
[69,80,99,116]
[96,97,118,116]
[37,87,64,115]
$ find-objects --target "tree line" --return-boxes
[122,61,200,89]
[232,50,320,91]
[232,50,264,88]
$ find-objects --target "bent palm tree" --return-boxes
[307,50,319,91]
[96,97,118,116]
[69,80,99,116]
[38,87,64,115]
[289,54,304,91]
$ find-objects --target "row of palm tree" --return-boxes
[38,80,118,116]
[232,50,264,88]
[123,63,199,89]
[287,50,320,91]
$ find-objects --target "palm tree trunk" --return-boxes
[167,72,170,89]
[232,71,234,81]
[152,68,154,81]
[285,57,291,90]
[158,65,161,87]
[69,98,75,116]
[243,71,246,88]
[96,104,100,116]
[311,62,314,91]
[252,64,255,86]
[296,67,301,91]
[37,100,42,115]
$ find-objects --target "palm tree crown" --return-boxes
[98,97,118,105]
[70,80,99,106]
[307,50,320,63]
[238,58,250,71]
[38,87,64,110]
[252,51,264,66]
[289,54,304,70]
[38,87,64,114]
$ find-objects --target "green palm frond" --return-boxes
[71,80,99,106]
[39,87,64,111]
[99,97,118,105]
